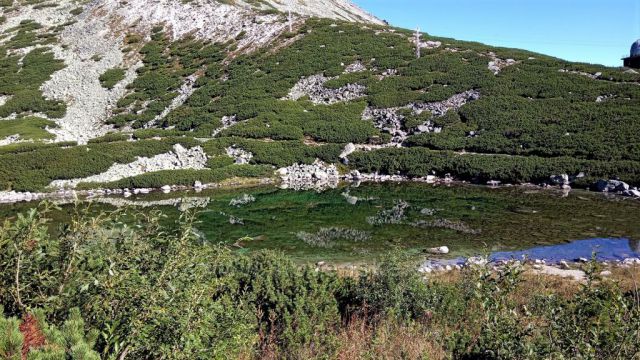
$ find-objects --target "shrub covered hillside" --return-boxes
[0,1,639,191]
[0,206,639,359]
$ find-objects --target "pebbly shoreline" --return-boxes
[1,167,639,204]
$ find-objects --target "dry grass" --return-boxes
[608,264,640,293]
[249,264,640,359]
[332,318,446,360]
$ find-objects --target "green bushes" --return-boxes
[203,137,343,167]
[98,68,126,89]
[0,138,200,191]
[0,141,77,155]
[537,263,640,358]
[1,47,64,92]
[0,206,336,358]
[227,251,340,352]
[349,147,640,185]
[0,307,100,359]
[349,252,434,320]
[106,29,225,129]
[1,206,638,358]
[0,43,66,119]
[87,132,131,143]
[0,89,66,118]
[0,116,56,140]
[0,16,639,190]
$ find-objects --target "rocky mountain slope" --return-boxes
[0,0,639,197]
[0,0,381,144]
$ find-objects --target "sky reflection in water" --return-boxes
[490,238,640,263]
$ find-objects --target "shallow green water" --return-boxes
[1,183,639,262]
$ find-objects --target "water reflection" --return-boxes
[491,238,640,263]
[2,182,639,262]
[631,239,640,254]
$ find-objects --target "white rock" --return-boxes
[421,267,433,273]
[314,170,328,180]
[623,258,640,265]
[466,256,488,266]
[535,265,586,282]
[426,246,450,255]
[284,74,366,105]
[339,143,357,159]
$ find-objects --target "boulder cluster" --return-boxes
[285,74,366,105]
[344,61,367,73]
[362,89,481,145]
[226,146,253,164]
[592,179,640,197]
[0,190,47,204]
[486,52,517,75]
[277,160,339,190]
[419,40,442,49]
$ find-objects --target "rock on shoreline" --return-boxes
[277,160,339,191]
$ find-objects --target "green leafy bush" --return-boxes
[0,116,56,140]
[0,307,100,360]
[0,206,638,359]
[98,68,126,89]
[0,138,199,191]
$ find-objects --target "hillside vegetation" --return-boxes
[0,2,639,191]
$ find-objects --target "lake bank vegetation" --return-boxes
[1,205,638,359]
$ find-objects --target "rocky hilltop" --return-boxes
[0,0,380,144]
[0,0,639,197]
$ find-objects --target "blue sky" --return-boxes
[353,0,640,67]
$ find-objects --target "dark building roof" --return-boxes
[632,39,640,57]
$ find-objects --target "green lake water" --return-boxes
[1,183,638,263]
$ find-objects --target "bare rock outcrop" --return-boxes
[285,74,366,105]
[226,146,253,164]
[49,144,208,188]
[2,0,380,144]
[362,90,481,145]
[277,160,339,191]
[486,52,517,75]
